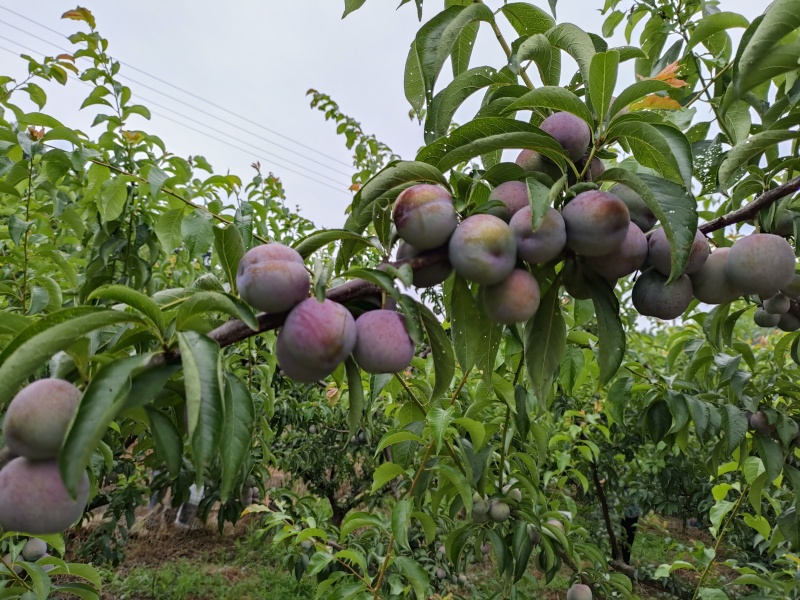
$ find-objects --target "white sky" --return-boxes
[0,1,764,229]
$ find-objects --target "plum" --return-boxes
[689,248,741,305]
[609,184,657,232]
[763,293,791,315]
[276,298,357,383]
[586,223,648,280]
[778,312,800,332]
[392,184,458,250]
[566,583,593,600]
[3,379,80,461]
[539,112,591,161]
[396,242,452,288]
[353,310,415,374]
[561,190,630,257]
[631,267,693,320]
[487,181,529,222]
[749,411,775,436]
[509,206,567,265]
[726,234,796,297]
[237,243,310,314]
[754,307,780,328]
[0,458,89,535]
[514,150,563,180]
[21,538,47,562]
[448,214,517,285]
[482,269,541,324]
[488,501,511,523]
[647,228,709,277]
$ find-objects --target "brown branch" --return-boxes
[700,175,800,234]
[590,462,622,561]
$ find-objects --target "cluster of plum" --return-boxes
[0,379,90,535]
[237,244,416,382]
[393,111,800,328]
[2,537,53,576]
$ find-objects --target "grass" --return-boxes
[100,533,316,600]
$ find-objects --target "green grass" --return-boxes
[100,534,316,600]
[631,529,688,566]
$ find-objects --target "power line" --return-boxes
[0,18,353,178]
[0,40,350,195]
[0,6,354,169]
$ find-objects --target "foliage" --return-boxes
[1,1,800,599]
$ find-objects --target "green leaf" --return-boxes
[598,169,697,282]
[392,498,413,550]
[645,399,672,443]
[605,120,684,184]
[41,126,82,147]
[60,354,152,496]
[735,0,800,98]
[451,22,479,77]
[654,124,694,191]
[407,4,494,107]
[147,165,169,198]
[501,3,554,37]
[212,224,245,294]
[145,407,182,477]
[686,12,749,52]
[88,284,165,334]
[588,276,625,385]
[178,331,225,485]
[428,406,455,453]
[175,291,258,332]
[345,357,364,435]
[342,0,367,18]
[589,51,620,122]
[609,82,677,121]
[155,208,185,254]
[404,39,425,114]
[721,404,748,455]
[292,228,379,259]
[718,130,800,189]
[511,34,561,86]
[394,556,430,600]
[505,86,593,125]
[98,177,129,222]
[219,374,255,501]
[418,303,455,402]
[0,307,142,407]
[372,462,406,493]
[417,117,568,172]
[425,66,511,143]
[525,282,566,406]
[449,276,481,372]
[546,22,596,85]
[753,434,784,483]
[182,211,214,257]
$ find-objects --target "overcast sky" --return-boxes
[0,1,763,229]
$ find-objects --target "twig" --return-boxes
[699,175,800,234]
[590,462,622,561]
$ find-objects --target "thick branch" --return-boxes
[700,175,800,234]
[590,462,622,561]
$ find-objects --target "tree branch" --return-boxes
[700,175,800,234]
[590,462,622,561]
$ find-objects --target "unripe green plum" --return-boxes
[586,223,647,280]
[515,150,562,180]
[763,293,791,315]
[396,242,452,288]
[540,112,591,161]
[689,248,741,305]
[610,184,656,232]
[488,501,511,523]
[458,574,468,585]
[448,214,517,285]
[778,312,800,332]
[21,538,47,561]
[780,274,800,299]
[631,268,693,320]
[487,181,529,222]
[472,494,490,518]
[502,483,523,503]
[353,310,415,374]
[647,228,709,277]
[276,298,357,383]
[510,206,566,265]
[546,518,565,532]
[561,190,630,257]
[0,458,89,535]
[726,234,796,297]
[392,184,458,250]
[482,269,541,324]
[566,583,593,600]
[754,307,780,328]
[237,243,310,314]
[3,379,80,461]
[749,411,775,436]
